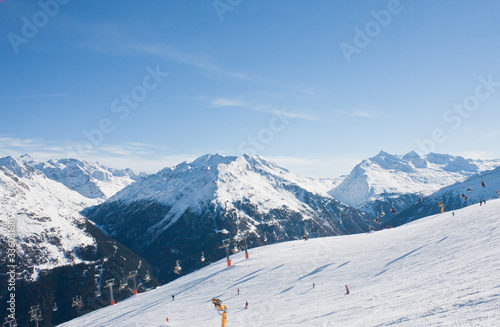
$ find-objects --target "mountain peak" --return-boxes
[0,155,35,178]
[376,150,394,158]
[403,150,421,159]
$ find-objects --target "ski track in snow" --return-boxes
[60,199,500,326]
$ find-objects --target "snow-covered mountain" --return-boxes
[0,156,159,326]
[329,151,500,218]
[86,154,371,281]
[0,156,97,279]
[396,165,500,221]
[21,155,145,200]
[61,198,500,327]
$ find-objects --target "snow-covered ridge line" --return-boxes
[19,154,146,200]
[329,150,500,214]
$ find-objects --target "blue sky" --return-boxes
[1,0,500,177]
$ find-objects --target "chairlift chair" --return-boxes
[231,243,240,254]
[119,278,129,290]
[173,260,182,275]
[144,270,151,282]
[200,252,205,262]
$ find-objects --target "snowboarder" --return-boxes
[245,301,248,309]
[166,317,169,322]
[344,285,349,295]
[172,294,175,301]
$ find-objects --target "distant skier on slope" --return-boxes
[245,301,248,309]
[344,285,349,295]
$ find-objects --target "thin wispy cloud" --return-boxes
[0,94,69,99]
[210,98,248,108]
[208,97,317,121]
[335,110,374,118]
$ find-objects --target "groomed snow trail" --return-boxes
[60,199,500,326]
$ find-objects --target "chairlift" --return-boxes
[301,227,309,241]
[72,296,82,308]
[95,289,101,297]
[144,270,151,283]
[119,278,129,290]
[231,242,240,254]
[200,252,205,262]
[380,205,385,218]
[173,260,182,275]
[52,302,58,312]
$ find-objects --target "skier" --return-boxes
[172,294,175,301]
[237,288,240,295]
[245,301,248,309]
[452,212,455,217]
[481,181,486,187]
[344,285,349,295]
[313,282,315,289]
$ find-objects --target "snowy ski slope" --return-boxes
[60,199,500,326]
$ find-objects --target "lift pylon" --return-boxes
[128,270,138,294]
[104,279,115,305]
[219,239,231,267]
[29,305,42,327]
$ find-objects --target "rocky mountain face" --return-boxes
[85,154,371,282]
